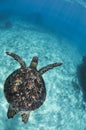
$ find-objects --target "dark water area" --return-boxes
[0,0,86,55]
[77,56,86,101]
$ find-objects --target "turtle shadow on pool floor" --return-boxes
[77,56,86,102]
[0,20,12,30]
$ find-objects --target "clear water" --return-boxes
[0,0,86,130]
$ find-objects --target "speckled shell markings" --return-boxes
[4,68,46,111]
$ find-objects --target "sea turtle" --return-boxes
[4,52,62,123]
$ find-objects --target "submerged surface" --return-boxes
[0,17,86,130]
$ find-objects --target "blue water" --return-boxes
[0,0,86,130]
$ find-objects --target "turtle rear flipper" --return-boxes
[21,112,30,123]
[7,105,18,119]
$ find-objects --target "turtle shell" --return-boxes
[4,68,46,111]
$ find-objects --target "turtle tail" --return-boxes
[6,52,26,68]
[39,62,63,75]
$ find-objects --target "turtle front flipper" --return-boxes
[7,105,18,119]
[39,62,63,75]
[21,112,30,123]
[6,52,26,68]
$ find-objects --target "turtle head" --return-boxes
[30,56,38,69]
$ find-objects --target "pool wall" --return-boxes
[0,0,86,52]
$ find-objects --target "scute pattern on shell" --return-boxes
[4,68,46,111]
